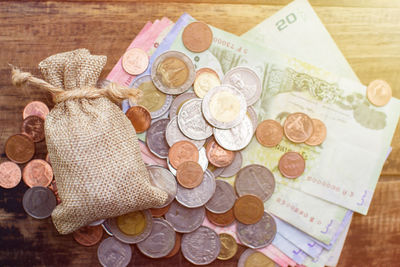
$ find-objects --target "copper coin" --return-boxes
[182,21,213,53]
[367,79,392,107]
[233,195,264,225]
[164,232,181,258]
[168,140,199,169]
[0,161,21,189]
[23,101,49,120]
[47,179,61,205]
[283,112,314,143]
[22,159,53,187]
[21,115,45,142]
[256,119,283,147]
[278,152,306,179]
[176,161,204,188]
[73,225,104,247]
[150,203,171,218]
[125,105,151,133]
[206,208,235,227]
[305,119,327,146]
[5,134,35,164]
[122,47,149,75]
[206,139,235,168]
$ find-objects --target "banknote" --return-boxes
[146,12,350,245]
[273,233,308,264]
[242,0,359,82]
[107,17,173,87]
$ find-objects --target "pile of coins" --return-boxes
[0,101,60,220]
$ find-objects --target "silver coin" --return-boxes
[222,66,262,106]
[102,221,113,236]
[198,147,209,172]
[236,211,277,249]
[165,200,205,233]
[235,164,275,202]
[107,210,153,244]
[137,218,176,258]
[237,248,275,267]
[202,84,247,129]
[165,116,205,149]
[167,158,177,176]
[169,92,197,119]
[22,186,56,219]
[88,219,105,226]
[146,118,170,158]
[97,237,132,267]
[176,169,216,208]
[181,226,221,265]
[151,50,195,95]
[205,180,236,214]
[220,152,243,178]
[247,105,258,133]
[213,114,253,151]
[178,98,213,140]
[211,166,225,178]
[129,75,173,119]
[147,165,177,208]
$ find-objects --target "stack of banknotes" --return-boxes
[102,0,400,266]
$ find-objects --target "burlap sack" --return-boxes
[11,49,168,234]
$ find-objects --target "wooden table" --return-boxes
[1,1,399,266]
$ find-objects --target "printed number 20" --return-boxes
[276,13,297,31]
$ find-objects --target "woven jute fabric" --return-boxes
[38,49,168,234]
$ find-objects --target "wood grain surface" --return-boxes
[0,1,399,266]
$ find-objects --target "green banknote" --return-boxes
[166,13,400,243]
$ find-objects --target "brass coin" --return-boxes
[366,79,392,107]
[182,21,213,53]
[176,161,204,188]
[217,233,238,260]
[256,119,283,147]
[116,211,147,236]
[305,118,327,146]
[125,105,151,133]
[245,251,275,267]
[233,195,264,225]
[5,134,35,164]
[283,112,314,143]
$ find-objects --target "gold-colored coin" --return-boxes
[209,91,241,123]
[194,68,221,98]
[245,251,275,267]
[366,79,392,107]
[137,80,167,112]
[157,57,189,88]
[217,233,238,260]
[116,211,147,236]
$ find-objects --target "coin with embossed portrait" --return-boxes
[283,112,314,143]
[166,116,205,149]
[0,161,21,189]
[235,164,275,202]
[168,140,199,169]
[367,79,392,107]
[108,210,153,244]
[205,180,237,214]
[202,84,247,129]
[137,218,176,258]
[218,233,238,260]
[236,211,277,249]
[147,165,177,208]
[165,200,205,233]
[122,47,149,75]
[176,169,216,208]
[178,98,213,140]
[194,68,221,98]
[130,75,173,119]
[23,101,49,120]
[151,50,195,95]
[181,226,221,265]
[213,114,253,151]
[206,139,235,168]
[223,66,262,106]
[146,118,170,159]
[22,186,56,219]
[97,237,132,267]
